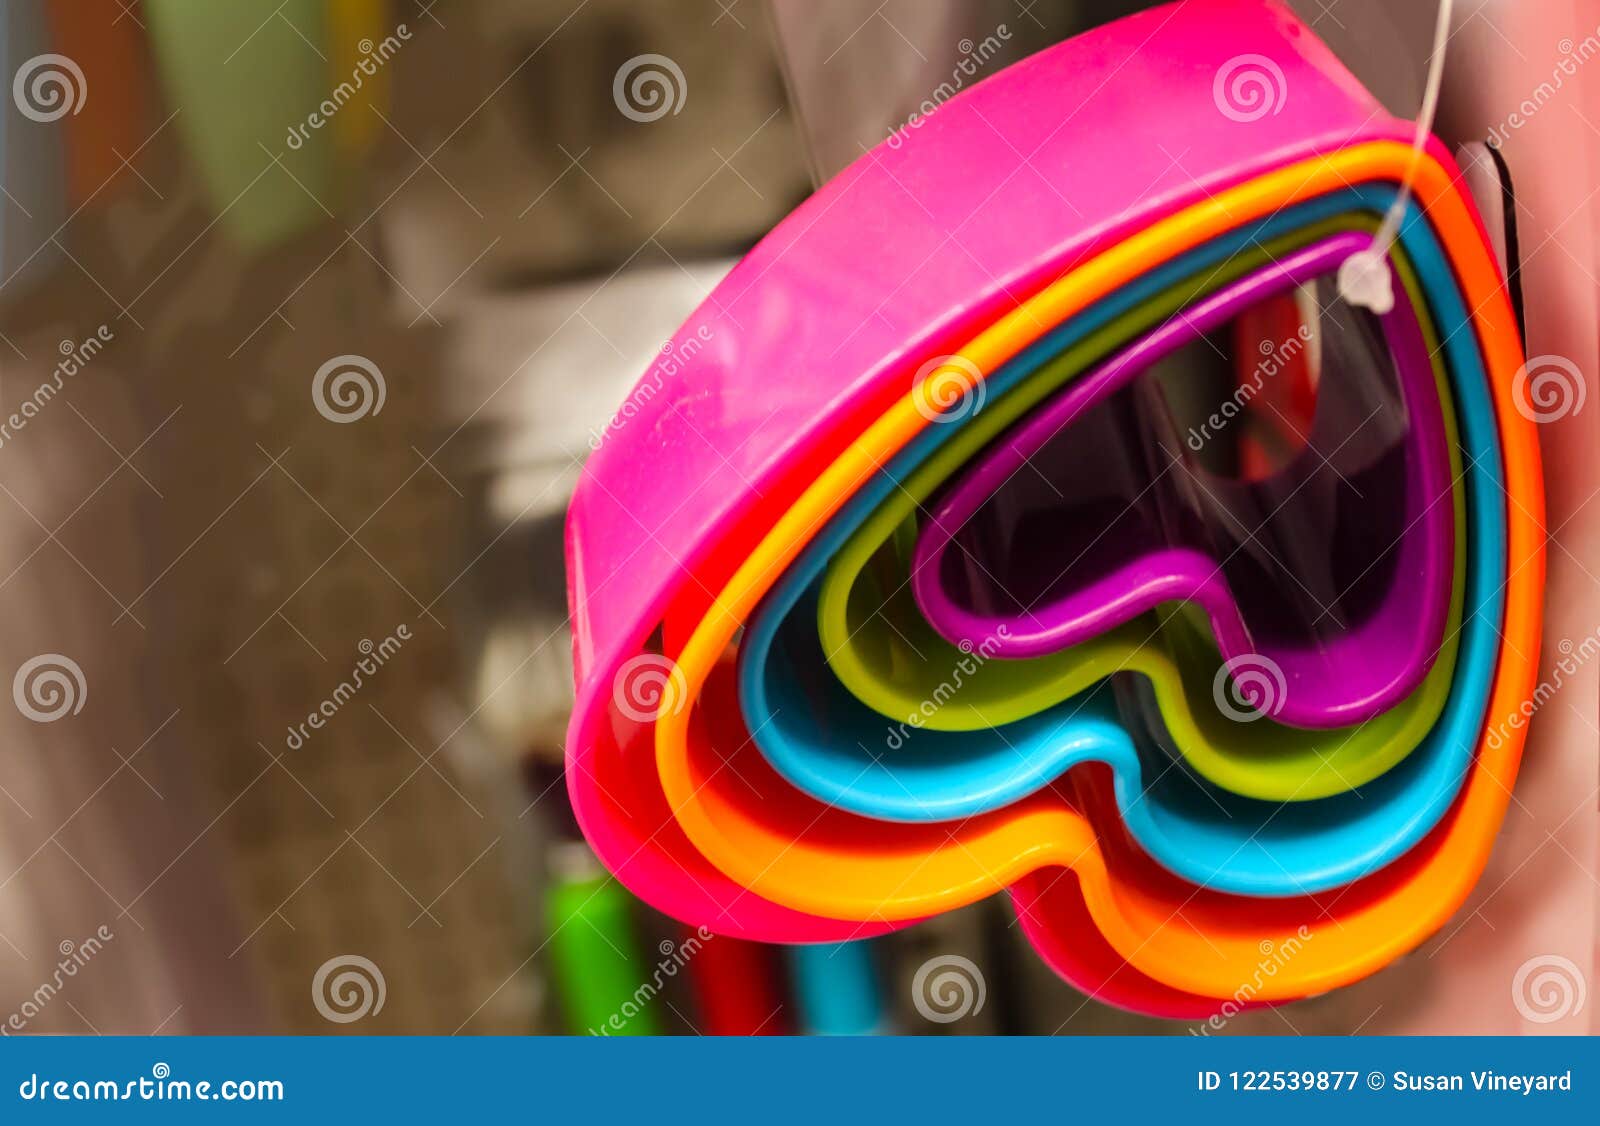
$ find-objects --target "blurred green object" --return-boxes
[144,0,392,248]
[545,852,661,1036]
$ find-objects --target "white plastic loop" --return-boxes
[1339,0,1455,314]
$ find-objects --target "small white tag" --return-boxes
[1336,250,1395,315]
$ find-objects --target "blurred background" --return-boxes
[0,0,1592,1035]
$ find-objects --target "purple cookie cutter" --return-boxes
[909,264,1454,729]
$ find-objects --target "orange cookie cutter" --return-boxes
[652,139,1541,1003]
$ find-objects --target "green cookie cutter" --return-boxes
[814,215,1465,802]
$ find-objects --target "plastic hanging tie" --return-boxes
[1338,0,1455,314]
